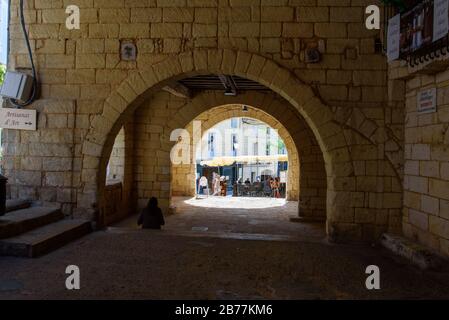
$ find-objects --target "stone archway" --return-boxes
[127,90,326,219]
[171,104,302,201]
[158,90,328,221]
[80,49,395,242]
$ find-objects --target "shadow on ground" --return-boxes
[1,197,449,299]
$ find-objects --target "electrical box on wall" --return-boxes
[0,71,34,102]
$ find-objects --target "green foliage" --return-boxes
[0,64,5,85]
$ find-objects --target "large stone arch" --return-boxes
[126,89,326,219]
[158,90,327,219]
[80,49,393,242]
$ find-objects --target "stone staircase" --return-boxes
[0,200,92,258]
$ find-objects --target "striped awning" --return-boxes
[200,154,288,167]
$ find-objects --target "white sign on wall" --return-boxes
[433,0,449,42]
[387,14,401,62]
[0,108,37,130]
[417,88,437,114]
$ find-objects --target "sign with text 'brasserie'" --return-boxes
[0,108,37,131]
[417,88,437,114]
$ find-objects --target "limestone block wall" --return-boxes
[400,72,449,257]
[2,99,81,216]
[2,0,404,242]
[132,91,180,210]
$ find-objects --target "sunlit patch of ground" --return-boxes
[184,196,287,209]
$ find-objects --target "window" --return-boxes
[278,161,288,171]
[231,134,238,157]
[208,132,215,158]
[231,118,238,129]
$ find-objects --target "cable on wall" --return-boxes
[9,0,38,107]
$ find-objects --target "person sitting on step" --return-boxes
[138,197,165,230]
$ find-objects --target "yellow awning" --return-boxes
[200,154,288,167]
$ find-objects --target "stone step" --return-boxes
[5,199,32,213]
[0,219,92,258]
[0,207,63,239]
[380,233,447,270]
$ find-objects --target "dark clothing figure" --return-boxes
[263,178,272,196]
[138,197,165,230]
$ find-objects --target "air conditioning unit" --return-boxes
[0,71,34,102]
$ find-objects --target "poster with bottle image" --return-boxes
[410,1,434,52]
[400,10,414,55]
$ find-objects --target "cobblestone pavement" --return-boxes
[1,198,449,300]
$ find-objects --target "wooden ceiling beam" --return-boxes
[162,82,192,99]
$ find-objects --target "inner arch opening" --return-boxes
[171,105,299,204]
[196,116,289,199]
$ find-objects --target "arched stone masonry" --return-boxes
[127,90,326,219]
[80,49,401,242]
[171,104,302,202]
[162,92,327,218]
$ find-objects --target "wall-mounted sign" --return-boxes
[417,88,437,114]
[304,47,321,63]
[390,0,449,62]
[0,108,37,131]
[387,14,401,62]
[120,42,137,61]
[433,0,449,42]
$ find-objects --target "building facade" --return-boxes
[196,116,288,192]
